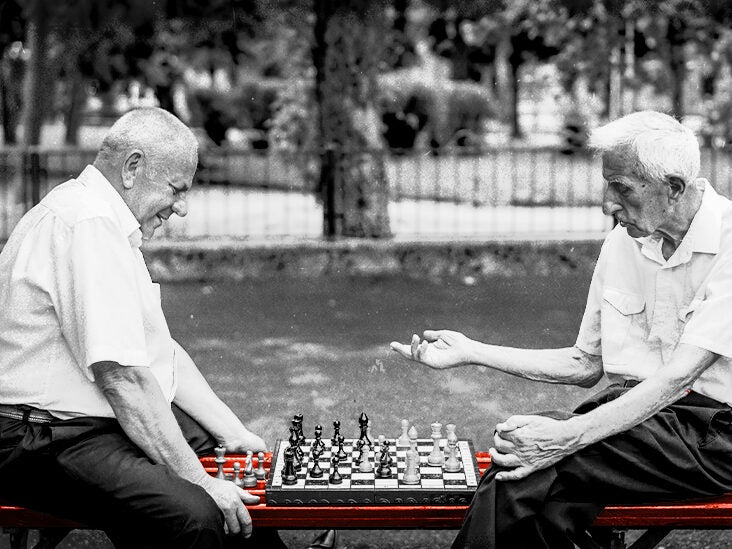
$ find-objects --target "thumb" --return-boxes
[239,489,260,505]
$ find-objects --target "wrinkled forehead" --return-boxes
[601,146,642,179]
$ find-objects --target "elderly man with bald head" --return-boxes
[0,108,285,548]
[392,111,732,548]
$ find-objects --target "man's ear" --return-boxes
[666,176,686,201]
[121,151,144,190]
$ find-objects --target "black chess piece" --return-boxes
[289,427,303,470]
[358,412,374,448]
[354,439,365,465]
[376,440,392,478]
[313,424,325,455]
[282,447,298,485]
[331,420,341,445]
[328,455,342,484]
[310,447,324,478]
[293,413,306,445]
[336,434,348,460]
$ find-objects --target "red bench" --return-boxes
[2,452,731,549]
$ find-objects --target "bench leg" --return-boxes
[4,527,29,549]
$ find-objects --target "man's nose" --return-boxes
[172,193,188,217]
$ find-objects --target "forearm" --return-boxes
[172,341,255,448]
[568,344,719,449]
[92,362,211,488]
[469,342,603,387]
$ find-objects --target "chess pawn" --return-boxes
[232,461,243,486]
[376,440,393,478]
[428,422,444,466]
[336,434,348,460]
[408,425,418,445]
[402,446,420,485]
[444,423,457,459]
[444,436,461,473]
[310,449,324,478]
[397,419,410,446]
[214,445,226,480]
[254,451,267,480]
[329,456,343,484]
[242,450,258,487]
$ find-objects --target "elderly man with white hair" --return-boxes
[0,107,287,549]
[392,111,732,548]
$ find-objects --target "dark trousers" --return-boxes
[451,384,732,549]
[0,404,285,549]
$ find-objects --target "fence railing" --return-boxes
[2,147,732,241]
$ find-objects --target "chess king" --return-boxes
[392,111,732,548]
[0,108,287,549]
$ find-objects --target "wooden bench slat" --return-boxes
[2,452,731,530]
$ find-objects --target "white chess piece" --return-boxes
[428,422,444,466]
[398,419,410,445]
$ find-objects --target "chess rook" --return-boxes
[428,422,444,466]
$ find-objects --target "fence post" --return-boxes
[323,148,337,238]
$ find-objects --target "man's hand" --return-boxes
[490,415,580,481]
[390,330,474,369]
[200,475,260,537]
[225,429,266,454]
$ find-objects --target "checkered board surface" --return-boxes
[265,437,480,506]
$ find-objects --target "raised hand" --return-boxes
[390,330,474,369]
[489,414,580,481]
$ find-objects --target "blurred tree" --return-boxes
[0,0,24,144]
[424,0,569,139]
[312,0,391,238]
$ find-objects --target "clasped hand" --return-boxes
[390,330,473,369]
[490,414,579,481]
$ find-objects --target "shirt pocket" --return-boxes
[601,288,646,365]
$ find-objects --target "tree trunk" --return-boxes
[19,0,50,147]
[666,16,686,118]
[64,71,86,146]
[312,0,391,238]
[508,45,523,139]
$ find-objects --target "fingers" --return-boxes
[496,414,532,434]
[240,489,260,506]
[390,341,413,359]
[236,503,253,538]
[488,447,521,469]
[422,329,441,341]
[411,333,420,357]
[495,465,532,481]
[493,431,515,453]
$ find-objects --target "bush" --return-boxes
[378,76,497,150]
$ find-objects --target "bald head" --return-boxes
[94,107,198,179]
[94,108,198,241]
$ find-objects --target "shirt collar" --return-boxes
[76,165,143,248]
[634,179,721,266]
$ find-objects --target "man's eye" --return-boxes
[615,184,631,196]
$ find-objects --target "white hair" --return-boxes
[588,111,700,185]
[95,107,198,174]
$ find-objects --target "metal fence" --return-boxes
[2,147,732,241]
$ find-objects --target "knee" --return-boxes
[176,492,225,547]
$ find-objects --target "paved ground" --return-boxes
[1,275,729,548]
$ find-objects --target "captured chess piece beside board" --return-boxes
[265,412,479,506]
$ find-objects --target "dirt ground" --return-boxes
[2,274,729,548]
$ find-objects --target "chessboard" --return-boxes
[265,437,480,506]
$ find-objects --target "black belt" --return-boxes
[0,404,56,424]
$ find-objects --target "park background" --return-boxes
[1,1,732,548]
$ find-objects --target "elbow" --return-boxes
[91,362,155,401]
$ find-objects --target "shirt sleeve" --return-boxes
[50,215,150,381]
[680,253,732,358]
[574,240,608,357]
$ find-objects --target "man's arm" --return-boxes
[391,329,604,387]
[171,341,265,453]
[491,343,719,480]
[92,361,259,536]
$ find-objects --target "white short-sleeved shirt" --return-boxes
[0,165,176,419]
[576,180,732,406]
